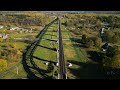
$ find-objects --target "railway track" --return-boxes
[57,18,67,79]
[22,17,67,79]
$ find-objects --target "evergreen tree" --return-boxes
[81,34,87,44]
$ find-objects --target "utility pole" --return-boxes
[16,66,18,75]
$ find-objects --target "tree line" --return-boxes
[0,13,53,26]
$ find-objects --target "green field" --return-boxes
[10,33,38,39]
[1,63,27,79]
[0,20,99,79]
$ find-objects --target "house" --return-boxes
[29,29,33,33]
[102,22,110,26]
[101,28,105,34]
[101,43,109,51]
[99,28,105,37]
[45,62,49,65]
[25,30,29,33]
[10,27,16,31]
[0,33,9,39]
[56,63,58,66]
[10,27,22,31]
[0,26,4,29]
[80,19,85,21]
[0,34,2,38]
[2,33,8,39]
[66,62,72,67]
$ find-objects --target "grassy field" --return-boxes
[0,20,89,79]
[0,19,105,79]
[1,63,27,79]
[10,33,38,39]
[62,30,90,79]
[66,30,107,79]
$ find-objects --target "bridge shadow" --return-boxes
[44,38,57,42]
[70,38,81,43]
[87,51,105,64]
[29,57,52,79]
[72,43,85,48]
[22,18,59,79]
[37,44,57,51]
[67,60,107,79]
[22,41,53,79]
[69,38,86,48]
[45,34,57,37]
[22,51,40,79]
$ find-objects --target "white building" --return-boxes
[0,26,4,29]
[0,33,9,39]
[101,28,105,34]
[2,34,8,39]
[10,27,23,31]
[29,29,33,33]
[0,34,2,37]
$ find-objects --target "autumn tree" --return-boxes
[94,37,102,48]
[106,46,119,58]
[102,53,120,78]
[112,33,120,44]
[0,59,7,72]
[0,37,3,42]
[85,39,94,48]
[47,62,54,73]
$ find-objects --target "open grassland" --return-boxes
[0,19,103,79]
[0,20,90,79]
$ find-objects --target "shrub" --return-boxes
[81,34,87,44]
[106,46,119,58]
[0,59,7,72]
[85,39,94,48]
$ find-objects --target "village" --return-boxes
[0,25,34,40]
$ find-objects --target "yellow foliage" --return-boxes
[110,54,120,68]
[0,59,7,72]
[113,54,120,59]
[111,60,120,69]
[0,37,3,42]
[13,43,17,49]
[16,50,22,55]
